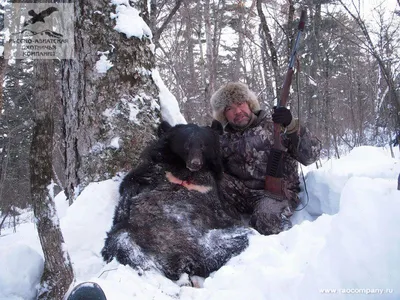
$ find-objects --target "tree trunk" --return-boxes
[233,3,244,82]
[257,0,279,99]
[204,0,215,100]
[259,24,270,90]
[332,129,340,159]
[31,59,74,299]
[323,51,331,156]
[197,11,207,92]
[208,0,224,101]
[0,57,4,112]
[397,173,400,191]
[0,1,3,111]
[305,3,321,134]
[286,0,295,60]
[62,0,161,201]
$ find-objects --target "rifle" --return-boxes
[264,10,306,198]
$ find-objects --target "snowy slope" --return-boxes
[0,146,399,300]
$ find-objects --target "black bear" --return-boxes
[101,121,252,280]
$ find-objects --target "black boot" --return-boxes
[66,282,107,300]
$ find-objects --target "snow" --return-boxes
[95,54,113,74]
[294,146,399,219]
[124,96,141,124]
[103,92,164,126]
[90,142,106,154]
[47,180,57,201]
[309,77,317,86]
[135,67,152,76]
[152,69,186,126]
[0,244,44,300]
[61,180,119,279]
[109,137,120,149]
[0,146,399,300]
[94,11,105,16]
[110,0,152,40]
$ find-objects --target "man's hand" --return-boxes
[272,107,292,127]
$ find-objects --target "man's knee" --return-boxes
[220,173,255,214]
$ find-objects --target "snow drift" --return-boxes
[0,146,399,300]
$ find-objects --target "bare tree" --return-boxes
[338,0,400,136]
[0,2,5,112]
[152,0,184,45]
[30,58,73,299]
[286,0,295,59]
[0,57,3,112]
[257,0,279,98]
[204,0,215,99]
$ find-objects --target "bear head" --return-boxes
[156,120,223,177]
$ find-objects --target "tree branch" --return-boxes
[338,0,400,117]
[153,0,183,44]
[256,0,279,98]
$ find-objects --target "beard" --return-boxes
[233,112,251,127]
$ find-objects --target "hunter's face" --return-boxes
[224,102,252,127]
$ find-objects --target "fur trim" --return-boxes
[210,82,260,125]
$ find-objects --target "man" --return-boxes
[210,82,321,235]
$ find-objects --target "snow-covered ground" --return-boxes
[0,145,399,300]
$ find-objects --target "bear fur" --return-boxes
[101,121,252,280]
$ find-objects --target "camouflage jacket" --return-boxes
[220,110,321,206]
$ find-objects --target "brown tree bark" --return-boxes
[31,59,73,299]
[62,0,161,201]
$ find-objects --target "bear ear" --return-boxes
[158,121,172,137]
[211,120,223,135]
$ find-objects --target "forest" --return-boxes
[0,0,399,298]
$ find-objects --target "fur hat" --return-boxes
[210,82,260,125]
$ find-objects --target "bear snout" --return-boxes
[186,157,203,171]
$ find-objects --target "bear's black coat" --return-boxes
[101,121,251,280]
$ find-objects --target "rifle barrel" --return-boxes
[288,10,307,70]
